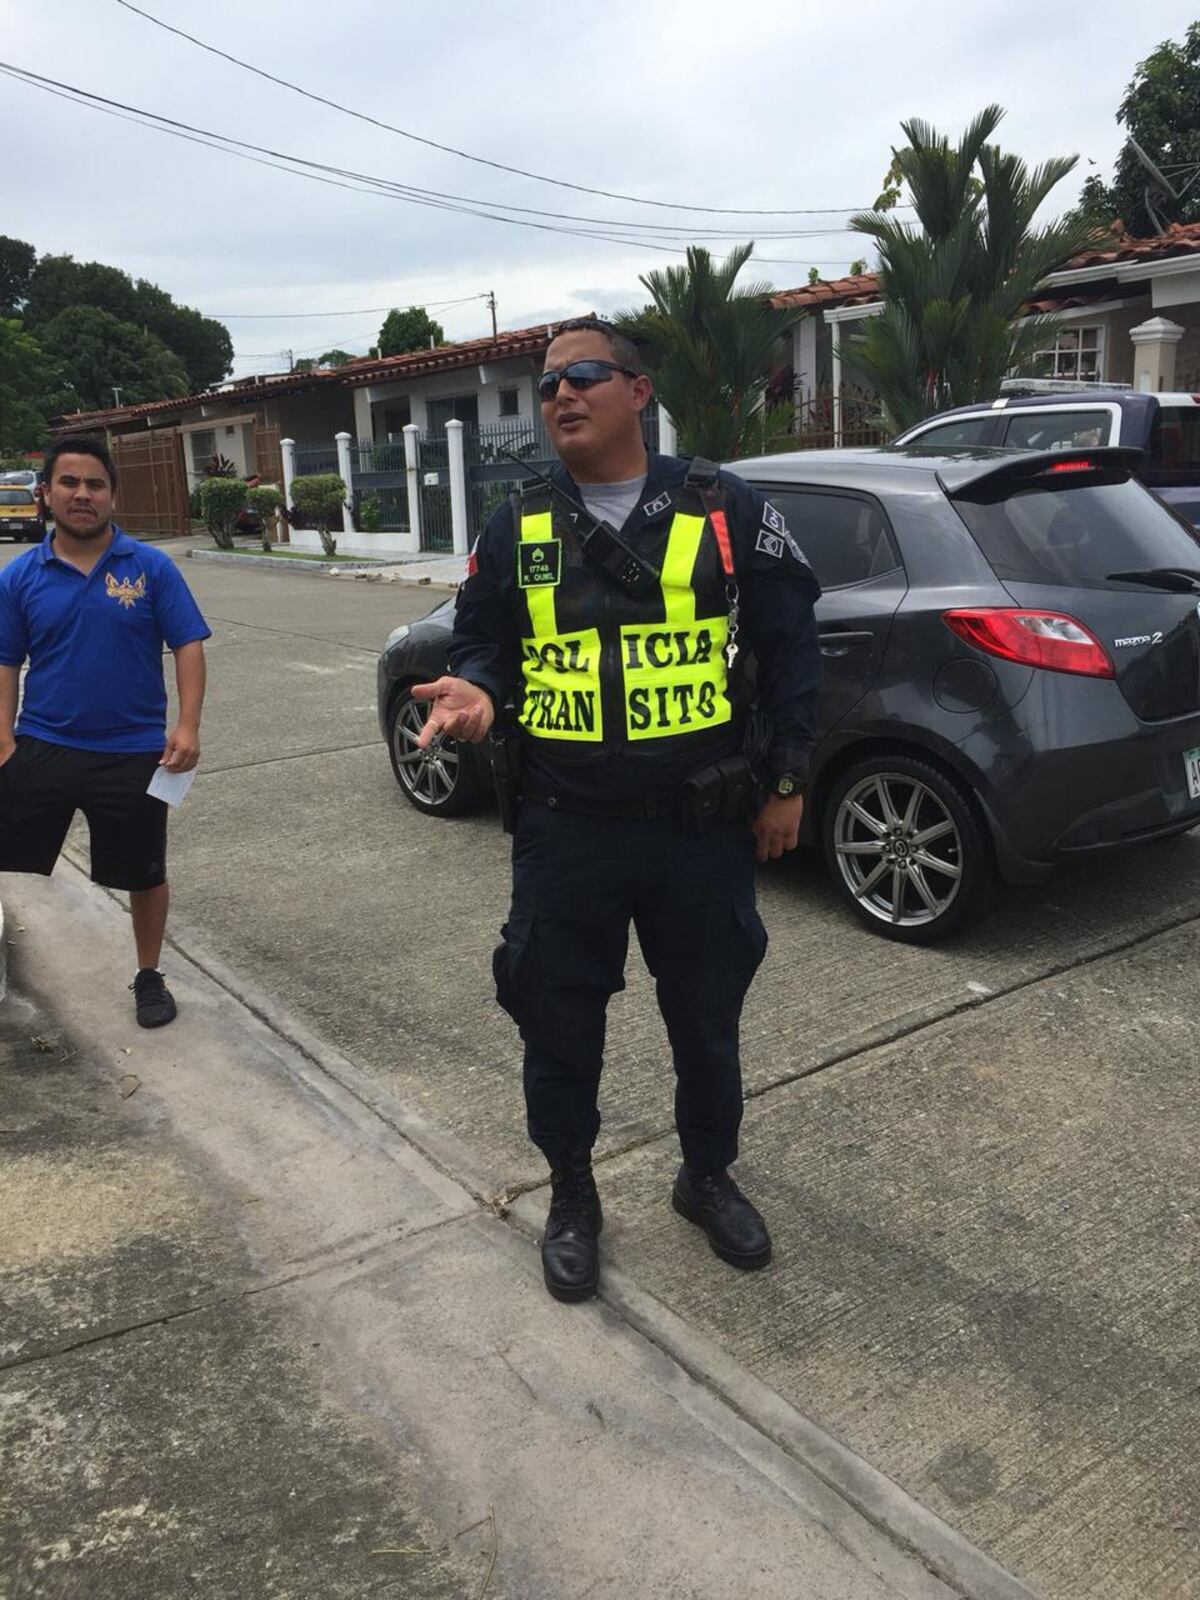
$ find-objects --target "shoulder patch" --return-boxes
[755,529,784,559]
[642,491,672,517]
[761,501,787,536]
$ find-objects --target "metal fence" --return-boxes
[793,390,891,451]
[350,439,408,532]
[291,438,340,476]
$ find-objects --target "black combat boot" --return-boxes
[672,1164,772,1269]
[541,1147,602,1303]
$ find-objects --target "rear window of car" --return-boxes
[908,417,994,448]
[1001,410,1113,450]
[0,489,35,506]
[1147,405,1200,479]
[764,489,902,589]
[953,477,1200,589]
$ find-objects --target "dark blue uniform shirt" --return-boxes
[0,526,211,753]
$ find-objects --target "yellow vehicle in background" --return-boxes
[0,474,45,542]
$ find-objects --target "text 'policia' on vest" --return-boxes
[513,468,740,756]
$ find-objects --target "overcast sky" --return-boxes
[2,0,1195,381]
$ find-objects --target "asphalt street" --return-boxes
[3,540,1198,1597]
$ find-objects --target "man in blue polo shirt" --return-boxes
[0,435,211,1027]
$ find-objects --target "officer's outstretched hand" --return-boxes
[753,794,804,863]
[411,676,495,747]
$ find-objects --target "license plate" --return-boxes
[1186,746,1200,801]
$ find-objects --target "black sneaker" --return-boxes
[542,1147,602,1303]
[672,1165,772,1269]
[131,968,177,1029]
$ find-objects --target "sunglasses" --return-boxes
[537,359,639,401]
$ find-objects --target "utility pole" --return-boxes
[284,348,294,372]
[486,290,497,340]
[111,385,123,407]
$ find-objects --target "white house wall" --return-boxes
[362,358,538,438]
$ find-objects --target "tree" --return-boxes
[617,243,801,459]
[1069,23,1200,236]
[290,473,346,555]
[39,305,189,411]
[0,236,36,317]
[377,306,445,357]
[22,250,232,392]
[844,106,1093,433]
[318,349,355,367]
[247,483,284,551]
[293,357,316,374]
[133,280,233,391]
[0,319,55,452]
[197,476,248,551]
[23,254,140,328]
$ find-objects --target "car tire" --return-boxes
[821,753,994,944]
[387,684,488,817]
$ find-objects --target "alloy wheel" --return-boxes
[833,771,964,929]
[391,693,462,808]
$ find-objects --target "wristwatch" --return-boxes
[771,771,805,799]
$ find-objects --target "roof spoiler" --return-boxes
[938,445,1146,499]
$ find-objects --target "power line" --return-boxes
[113,0,901,220]
[211,293,488,319]
[0,64,867,262]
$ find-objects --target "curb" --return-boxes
[187,549,390,576]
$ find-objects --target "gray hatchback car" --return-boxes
[378,444,1200,943]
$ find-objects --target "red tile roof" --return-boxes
[1060,219,1200,270]
[53,320,560,433]
[341,322,556,386]
[770,273,881,311]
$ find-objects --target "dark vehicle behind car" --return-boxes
[378,445,1200,943]
[893,387,1200,525]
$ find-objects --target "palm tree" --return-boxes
[845,106,1097,432]
[618,244,799,459]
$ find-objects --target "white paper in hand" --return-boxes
[146,766,197,808]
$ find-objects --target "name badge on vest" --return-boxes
[517,539,562,588]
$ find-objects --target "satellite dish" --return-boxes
[1128,136,1200,234]
[1130,136,1179,200]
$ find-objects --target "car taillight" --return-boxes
[943,609,1115,678]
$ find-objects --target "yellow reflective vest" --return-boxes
[515,488,735,751]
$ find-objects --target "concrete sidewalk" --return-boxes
[1,867,1011,1600]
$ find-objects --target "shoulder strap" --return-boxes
[683,458,734,580]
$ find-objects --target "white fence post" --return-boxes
[658,408,678,458]
[281,435,299,547]
[335,431,355,537]
[403,423,423,550]
[446,418,469,557]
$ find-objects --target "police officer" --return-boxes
[413,317,820,1303]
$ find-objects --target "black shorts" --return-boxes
[0,735,168,891]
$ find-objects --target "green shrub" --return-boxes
[357,491,382,532]
[290,472,346,556]
[197,475,247,551]
[247,483,284,551]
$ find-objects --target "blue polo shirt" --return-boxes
[0,526,211,753]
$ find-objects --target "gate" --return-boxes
[417,431,454,552]
[349,439,409,533]
[253,423,284,488]
[110,429,190,539]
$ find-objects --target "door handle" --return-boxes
[818,629,873,656]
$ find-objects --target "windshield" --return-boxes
[952,477,1200,590]
[0,489,35,506]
